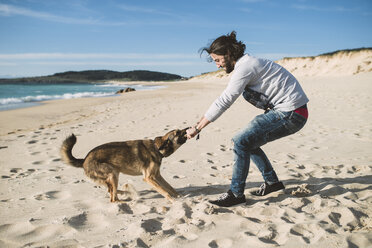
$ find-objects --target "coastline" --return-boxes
[0,81,167,113]
[0,74,371,247]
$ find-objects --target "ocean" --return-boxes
[0,83,164,111]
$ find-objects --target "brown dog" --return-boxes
[60,128,188,202]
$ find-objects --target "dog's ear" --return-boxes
[154,137,169,150]
[154,136,163,149]
[154,136,173,157]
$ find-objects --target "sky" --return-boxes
[0,0,371,78]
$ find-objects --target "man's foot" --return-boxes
[251,182,285,196]
[209,190,246,207]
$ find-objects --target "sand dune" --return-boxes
[191,48,372,80]
[0,55,371,247]
[277,48,372,77]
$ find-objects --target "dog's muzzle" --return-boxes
[177,128,189,145]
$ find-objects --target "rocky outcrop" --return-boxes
[115,87,136,94]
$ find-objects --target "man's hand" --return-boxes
[186,126,199,139]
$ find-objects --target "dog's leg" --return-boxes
[84,161,120,202]
[143,166,176,202]
[156,174,180,198]
[144,176,175,202]
[106,172,119,202]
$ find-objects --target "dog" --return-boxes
[60,128,188,202]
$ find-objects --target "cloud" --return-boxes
[0,53,200,68]
[0,53,197,60]
[118,4,164,14]
[0,3,133,26]
[239,8,253,13]
[116,3,185,21]
[291,4,354,12]
[0,62,17,66]
[0,3,101,24]
[26,61,196,66]
[239,0,266,3]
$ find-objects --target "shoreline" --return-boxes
[0,81,168,113]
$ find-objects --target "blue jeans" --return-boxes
[231,109,307,197]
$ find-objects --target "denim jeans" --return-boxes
[230,109,307,197]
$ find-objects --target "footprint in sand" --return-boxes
[65,212,88,230]
[206,152,217,156]
[34,190,70,201]
[32,161,44,165]
[287,153,296,160]
[140,218,163,233]
[9,168,22,173]
[4,168,37,179]
[173,175,186,179]
[289,223,324,244]
[0,222,74,244]
[219,144,227,151]
[26,140,38,144]
[328,212,342,226]
[208,238,233,248]
[296,164,306,169]
[117,203,134,214]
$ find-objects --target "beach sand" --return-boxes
[0,71,371,247]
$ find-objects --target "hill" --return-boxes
[0,70,182,84]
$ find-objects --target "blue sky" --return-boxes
[0,0,371,78]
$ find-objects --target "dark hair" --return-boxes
[200,31,246,62]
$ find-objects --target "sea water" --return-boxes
[0,83,164,111]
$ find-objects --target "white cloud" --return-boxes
[0,62,17,66]
[0,53,197,60]
[0,52,201,70]
[117,4,179,18]
[240,0,266,3]
[0,3,101,24]
[291,4,354,12]
[28,61,196,66]
[0,3,134,26]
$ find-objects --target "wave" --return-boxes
[95,83,165,90]
[0,91,114,105]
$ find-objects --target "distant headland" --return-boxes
[0,70,183,84]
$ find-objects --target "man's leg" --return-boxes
[250,148,279,184]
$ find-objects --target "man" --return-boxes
[186,31,309,207]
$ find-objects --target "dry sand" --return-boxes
[0,64,372,246]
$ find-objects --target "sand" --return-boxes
[0,69,372,247]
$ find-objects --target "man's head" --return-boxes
[200,31,246,73]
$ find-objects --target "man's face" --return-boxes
[210,53,235,73]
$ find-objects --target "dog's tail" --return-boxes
[60,134,84,168]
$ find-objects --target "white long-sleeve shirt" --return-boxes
[204,54,309,122]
